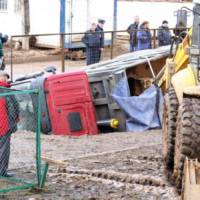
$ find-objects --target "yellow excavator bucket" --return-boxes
[182,158,200,200]
[174,28,192,71]
[158,28,192,88]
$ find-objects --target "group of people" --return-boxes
[127,16,172,52]
[82,16,175,66]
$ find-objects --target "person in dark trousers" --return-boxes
[0,71,19,177]
[95,19,105,62]
[82,23,102,65]
[157,20,172,47]
[0,34,8,71]
[137,21,152,50]
[127,16,140,52]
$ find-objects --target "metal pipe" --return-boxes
[111,32,115,59]
[11,27,189,38]
[97,119,119,129]
[10,37,13,81]
[60,0,65,33]
[181,6,200,16]
[11,80,32,86]
[39,163,49,188]
[70,0,73,43]
[139,56,156,79]
[36,90,42,186]
[153,29,156,49]
[155,65,167,84]
[113,0,118,38]
[61,33,65,72]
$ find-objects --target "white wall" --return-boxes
[0,0,22,37]
[87,0,114,31]
[29,0,60,47]
[69,0,114,44]
[117,1,193,30]
[71,0,88,32]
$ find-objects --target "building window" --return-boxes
[0,0,7,11]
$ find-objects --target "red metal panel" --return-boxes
[44,71,98,136]
[44,71,92,105]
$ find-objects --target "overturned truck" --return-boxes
[85,46,170,132]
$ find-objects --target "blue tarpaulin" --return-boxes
[112,78,163,132]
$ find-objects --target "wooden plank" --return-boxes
[189,160,197,184]
[195,160,200,184]
[41,156,67,166]
[41,146,151,167]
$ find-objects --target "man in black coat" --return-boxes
[157,20,172,47]
[82,23,102,65]
[127,16,140,52]
[95,19,105,62]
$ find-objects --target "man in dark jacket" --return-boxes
[95,19,105,62]
[0,34,8,71]
[127,16,140,52]
[158,20,172,47]
[0,71,19,177]
[137,21,152,51]
[82,23,102,65]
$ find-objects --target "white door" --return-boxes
[72,0,88,33]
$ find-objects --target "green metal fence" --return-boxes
[0,88,48,193]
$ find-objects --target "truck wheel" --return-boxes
[162,87,178,171]
[173,97,200,190]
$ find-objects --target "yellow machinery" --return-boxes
[162,2,200,199]
[158,28,192,90]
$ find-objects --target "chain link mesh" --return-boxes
[0,88,41,193]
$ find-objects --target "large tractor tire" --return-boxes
[162,87,179,171]
[173,97,200,191]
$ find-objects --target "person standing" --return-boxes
[95,19,105,62]
[82,23,102,65]
[0,34,8,71]
[137,21,152,51]
[157,20,172,47]
[127,16,140,52]
[0,71,19,177]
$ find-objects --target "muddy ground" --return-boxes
[0,130,179,200]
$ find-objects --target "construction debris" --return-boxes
[65,50,85,60]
